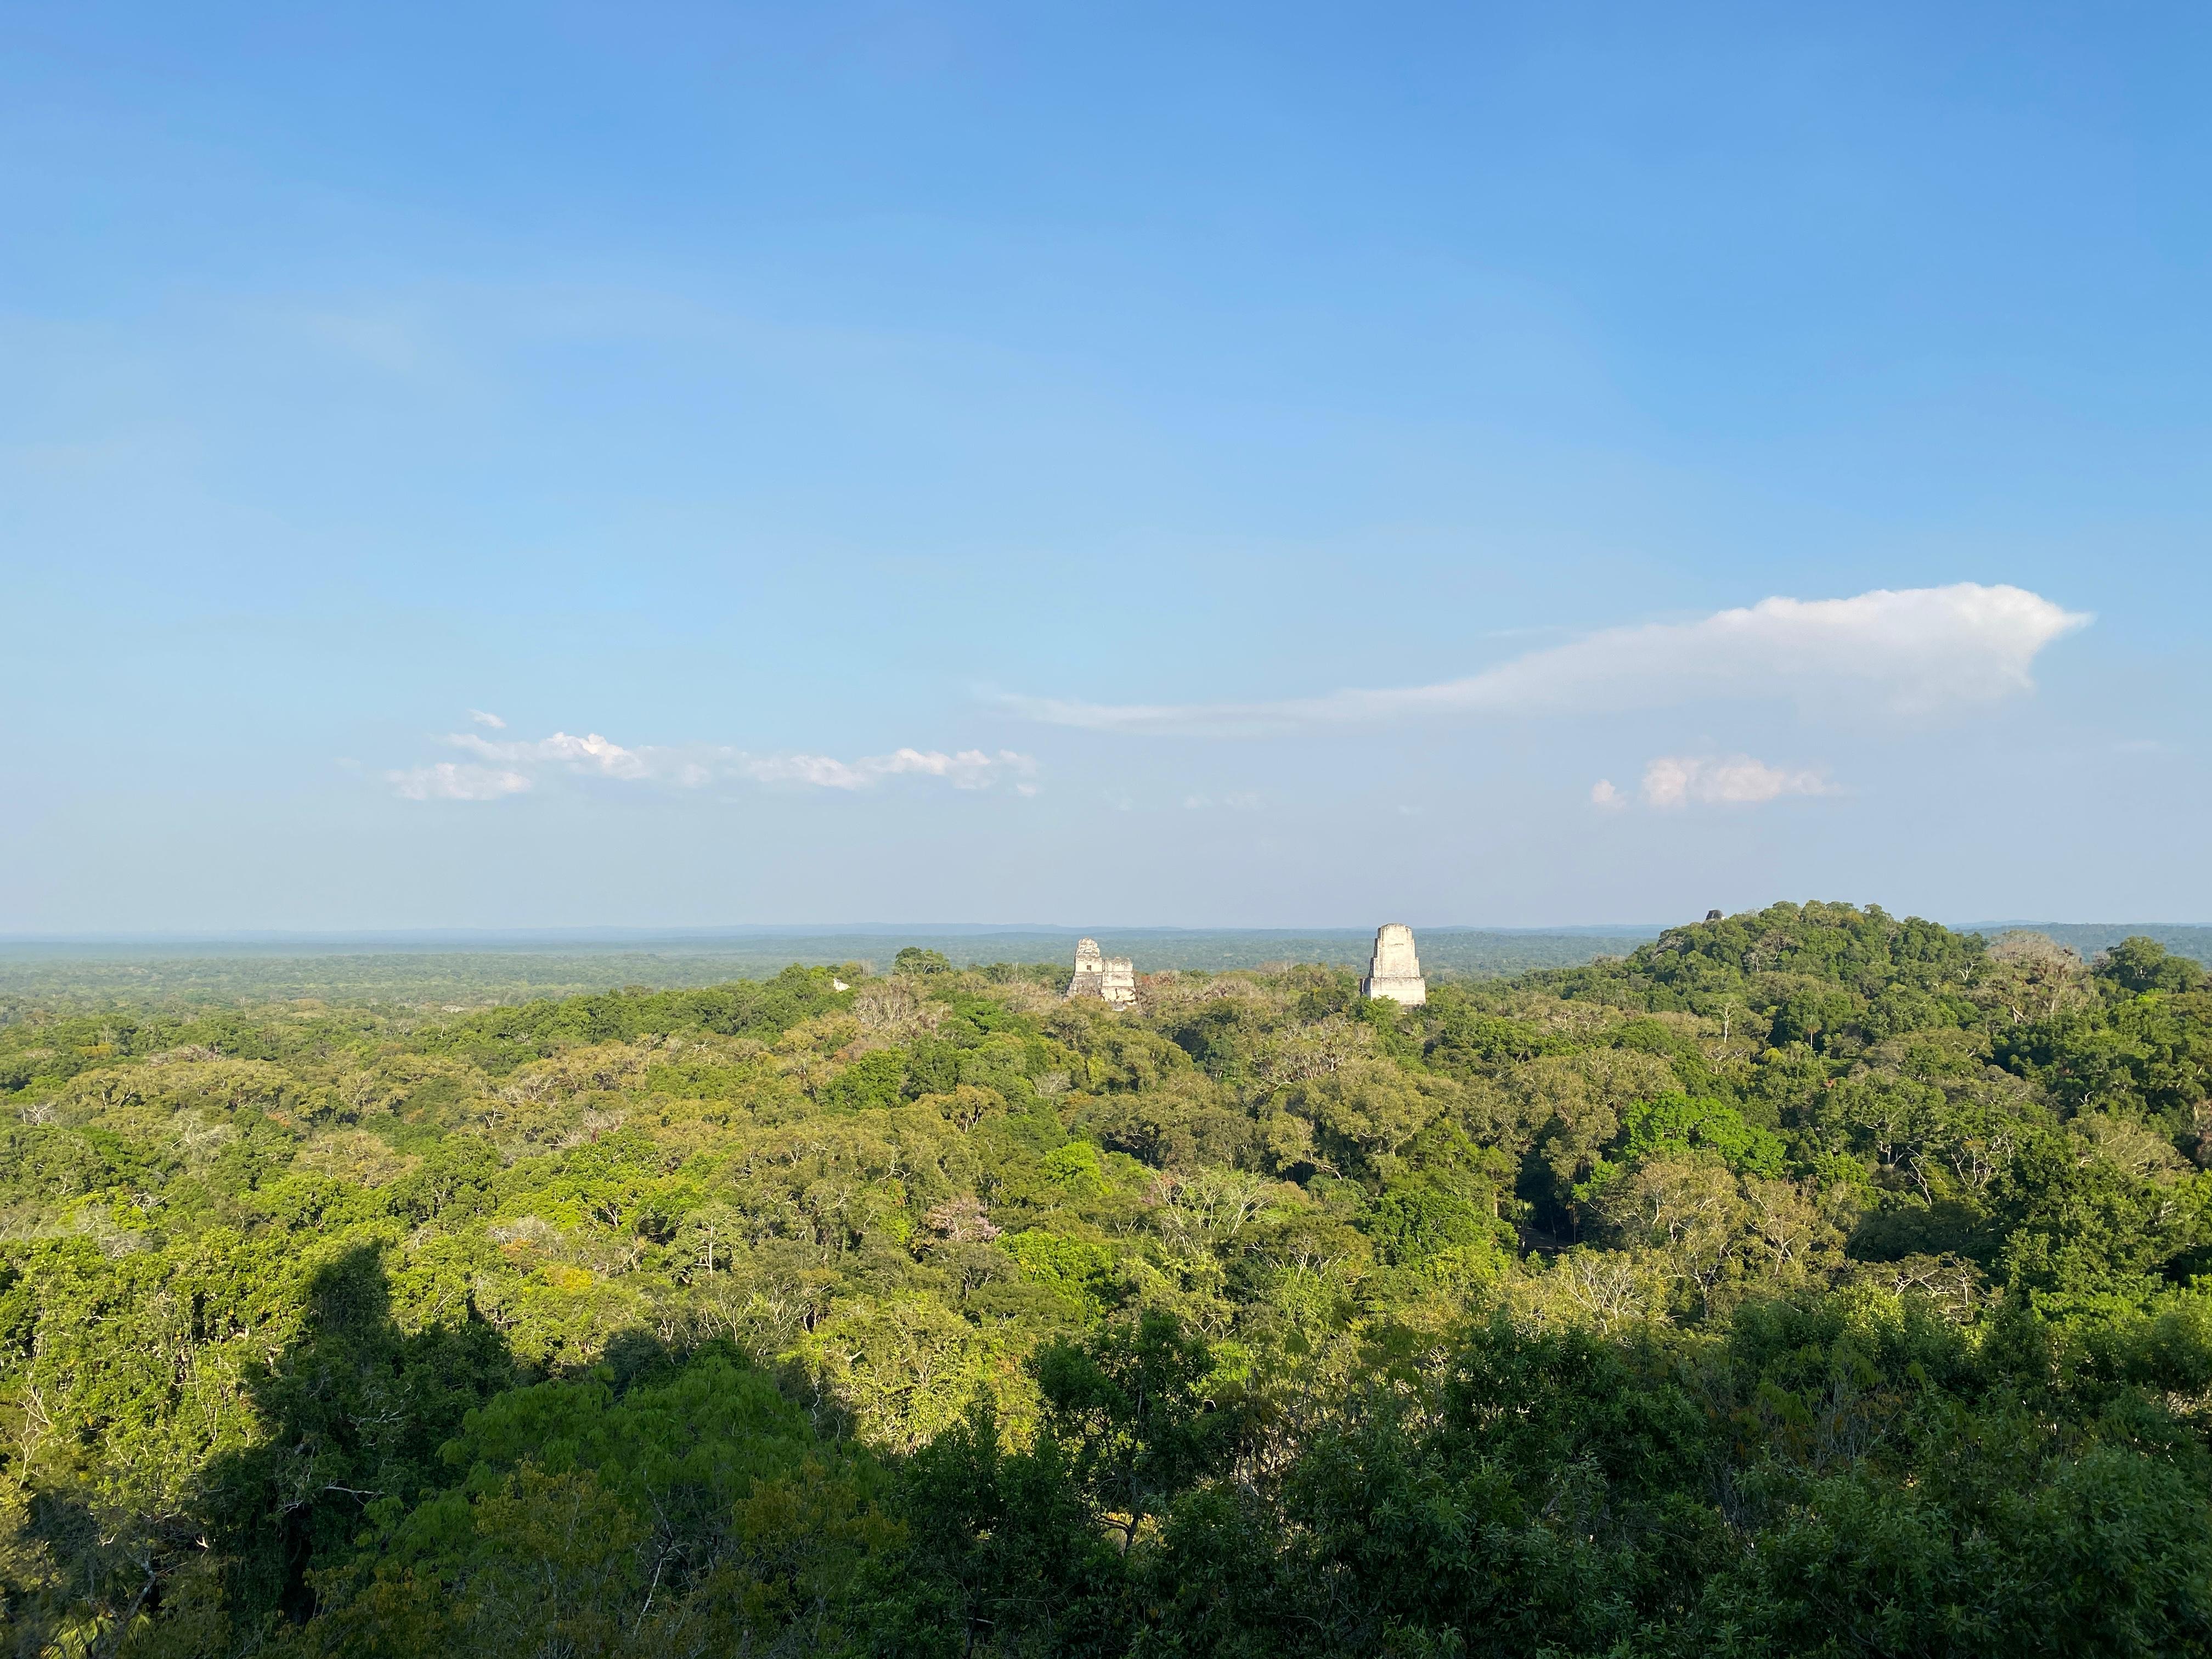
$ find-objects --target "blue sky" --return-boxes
[4,1,2208,932]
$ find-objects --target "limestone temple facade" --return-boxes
[1361,922,1427,1006]
[1065,937,1138,1009]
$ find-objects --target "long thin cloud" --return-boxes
[390,762,531,801]
[390,728,1038,800]
[1003,583,2090,736]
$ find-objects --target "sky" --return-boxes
[3,1,2209,933]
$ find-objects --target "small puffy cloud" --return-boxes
[1006,583,2090,735]
[1640,754,1835,809]
[540,731,649,778]
[1591,778,1626,811]
[388,763,532,802]
[468,709,507,729]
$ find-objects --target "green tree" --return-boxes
[1031,1312,1242,1548]
[2098,936,2208,996]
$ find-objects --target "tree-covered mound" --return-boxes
[3,901,2210,1656]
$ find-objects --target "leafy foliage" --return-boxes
[3,910,2211,1655]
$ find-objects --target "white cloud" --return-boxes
[468,709,506,729]
[1639,754,1835,809]
[1004,584,2090,736]
[742,753,873,789]
[740,747,1035,791]
[449,730,648,778]
[1591,778,1626,811]
[870,747,1036,788]
[388,728,1037,801]
[387,763,532,802]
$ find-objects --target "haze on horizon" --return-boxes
[5,3,2209,934]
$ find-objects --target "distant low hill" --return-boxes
[1957,922,2212,967]
[2,921,2202,1010]
[0,927,1661,1007]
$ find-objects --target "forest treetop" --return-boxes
[4,901,2211,1656]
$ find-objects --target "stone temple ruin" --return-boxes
[1065,937,1138,1009]
[1361,922,1427,1006]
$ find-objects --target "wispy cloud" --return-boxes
[738,747,1037,791]
[1003,584,2090,736]
[1634,754,1835,809]
[388,762,532,802]
[467,709,507,729]
[388,724,1037,802]
[450,730,651,778]
[1590,778,1627,811]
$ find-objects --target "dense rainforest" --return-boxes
[3,902,2211,1657]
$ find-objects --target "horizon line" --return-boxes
[3,917,2208,951]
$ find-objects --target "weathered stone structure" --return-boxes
[1361,923,1427,1006]
[1065,937,1138,1009]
